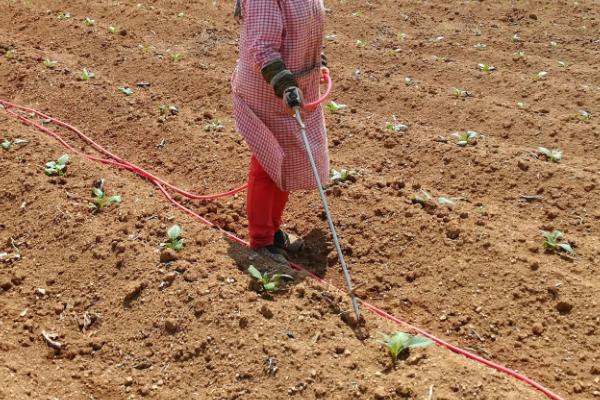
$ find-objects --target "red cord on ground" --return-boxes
[0,99,565,400]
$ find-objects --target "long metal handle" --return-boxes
[294,108,361,322]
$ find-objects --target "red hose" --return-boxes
[0,99,565,400]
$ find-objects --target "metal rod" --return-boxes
[294,108,361,322]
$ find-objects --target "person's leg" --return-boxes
[246,155,276,249]
[271,188,289,233]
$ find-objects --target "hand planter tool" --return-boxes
[288,71,361,323]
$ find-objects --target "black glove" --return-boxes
[261,58,298,98]
[283,86,303,109]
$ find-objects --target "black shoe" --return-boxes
[256,245,288,264]
[274,230,305,253]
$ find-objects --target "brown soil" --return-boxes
[1,0,599,399]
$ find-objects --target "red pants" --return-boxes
[247,155,289,249]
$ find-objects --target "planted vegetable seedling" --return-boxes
[204,120,224,132]
[380,331,433,363]
[2,138,28,151]
[165,225,184,251]
[4,49,15,60]
[478,63,495,72]
[118,87,133,96]
[451,88,471,98]
[170,53,183,62]
[108,25,120,34]
[57,11,71,20]
[538,147,562,162]
[577,110,592,122]
[89,181,121,211]
[247,265,292,292]
[159,105,179,116]
[330,168,352,183]
[452,130,478,146]
[43,59,58,69]
[83,17,95,26]
[542,230,573,254]
[325,101,347,113]
[79,68,95,81]
[533,71,547,81]
[44,154,70,176]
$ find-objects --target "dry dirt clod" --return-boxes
[259,305,273,319]
[160,248,178,263]
[123,281,147,305]
[556,301,573,314]
[164,318,179,334]
[532,322,544,336]
[373,386,388,399]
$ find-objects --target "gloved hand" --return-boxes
[283,86,303,114]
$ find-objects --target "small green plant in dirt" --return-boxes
[44,154,69,176]
[451,87,471,98]
[478,63,495,72]
[108,25,120,34]
[2,138,27,151]
[79,68,95,81]
[557,60,572,69]
[404,77,414,86]
[452,130,478,146]
[247,265,292,292]
[537,147,562,162]
[159,104,179,116]
[380,331,433,363]
[325,101,347,113]
[473,43,487,50]
[330,168,353,183]
[411,190,432,206]
[4,49,16,60]
[397,32,408,42]
[577,110,592,122]
[83,17,95,27]
[89,183,121,211]
[118,87,133,96]
[512,33,522,43]
[325,33,337,42]
[385,121,409,133]
[355,40,367,48]
[165,225,184,251]
[542,230,573,254]
[204,120,224,132]
[517,101,528,109]
[43,58,58,69]
[57,11,71,21]
[170,52,183,62]
[533,71,548,81]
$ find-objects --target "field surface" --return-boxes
[1,0,599,399]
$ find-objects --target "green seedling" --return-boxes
[108,25,120,34]
[404,77,414,86]
[118,87,133,96]
[89,184,121,211]
[538,147,562,162]
[57,11,71,20]
[542,230,573,254]
[43,59,58,69]
[44,154,69,176]
[79,68,95,81]
[478,63,496,72]
[386,122,409,133]
[165,225,184,251]
[517,101,528,109]
[533,71,547,81]
[380,331,434,363]
[139,44,152,54]
[432,55,449,63]
[557,60,572,69]
[437,197,455,206]
[177,12,186,17]
[325,101,347,113]
[451,87,471,98]
[83,17,95,26]
[4,49,16,60]
[159,104,179,116]
[330,168,352,183]
[411,190,432,206]
[247,265,292,292]
[325,33,337,42]
[351,11,362,17]
[549,41,558,47]
[355,40,367,48]
[577,110,592,122]
[170,52,183,62]
[430,36,444,43]
[512,33,522,43]
[397,32,408,41]
[452,130,478,146]
[2,138,28,150]
[204,120,224,132]
[473,43,487,50]
[513,50,526,59]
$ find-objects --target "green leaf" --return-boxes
[44,168,56,176]
[118,87,134,96]
[247,265,263,281]
[263,281,278,291]
[407,335,434,349]
[167,224,182,240]
[92,187,104,198]
[437,197,455,206]
[172,239,184,251]
[13,139,28,145]
[558,243,573,253]
[1,139,11,150]
[57,154,69,165]
[107,195,121,205]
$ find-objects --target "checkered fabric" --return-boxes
[232,0,329,192]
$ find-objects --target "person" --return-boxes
[232,0,329,264]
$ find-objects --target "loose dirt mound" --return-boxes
[1,0,599,399]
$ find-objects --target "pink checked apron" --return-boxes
[232,0,329,192]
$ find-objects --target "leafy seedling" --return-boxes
[89,184,121,211]
[517,101,528,109]
[473,43,487,50]
[356,40,367,48]
[437,197,455,206]
[537,147,562,163]
[43,59,58,69]
[386,122,409,133]
[397,32,408,41]
[170,53,183,62]
[512,33,522,43]
[451,88,471,98]
[83,17,95,26]
[57,11,71,21]
[351,11,362,17]
[577,110,592,122]
[4,49,16,60]
[2,138,28,150]
[452,130,478,146]
[165,225,184,251]
[404,77,414,86]
[325,101,347,113]
[108,25,120,34]
[533,71,548,81]
[557,60,572,69]
[411,190,432,206]
[159,104,179,116]
[380,331,434,363]
[542,230,573,254]
[204,120,224,132]
[247,265,292,292]
[478,63,495,72]
[330,168,352,183]
[118,87,133,96]
[44,154,70,176]
[325,33,337,42]
[79,68,95,81]
[513,50,526,59]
